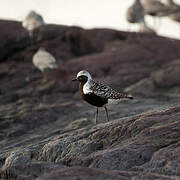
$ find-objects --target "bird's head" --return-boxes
[28,10,37,17]
[72,70,92,84]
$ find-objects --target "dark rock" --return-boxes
[151,59,180,88]
[35,106,180,175]
[124,78,157,97]
[0,20,180,180]
[37,166,178,180]
[0,148,66,179]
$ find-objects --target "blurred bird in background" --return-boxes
[126,0,156,34]
[22,10,45,43]
[32,47,58,83]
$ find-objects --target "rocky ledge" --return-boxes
[0,20,180,179]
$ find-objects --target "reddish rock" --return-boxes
[124,78,156,97]
[136,141,180,176]
[151,59,180,88]
[37,166,177,180]
[0,20,180,180]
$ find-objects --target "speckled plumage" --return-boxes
[73,70,133,124]
[87,79,132,100]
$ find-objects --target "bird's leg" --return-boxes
[42,69,49,83]
[29,31,34,44]
[37,27,44,42]
[29,31,33,39]
[104,105,109,122]
[127,24,131,32]
[29,30,37,45]
[95,107,98,124]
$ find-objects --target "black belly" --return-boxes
[82,93,108,107]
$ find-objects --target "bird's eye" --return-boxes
[77,77,81,81]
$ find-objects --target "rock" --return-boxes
[0,19,180,180]
[0,148,66,179]
[37,166,178,180]
[1,161,65,179]
[124,78,157,97]
[134,141,180,176]
[151,59,180,88]
[3,149,31,169]
[35,106,180,175]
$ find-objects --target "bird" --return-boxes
[126,0,145,26]
[32,47,58,82]
[72,70,133,124]
[165,0,180,12]
[169,10,180,23]
[22,10,45,42]
[165,0,180,21]
[141,0,170,16]
[141,0,171,28]
[165,0,180,37]
[126,0,155,34]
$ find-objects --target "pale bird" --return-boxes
[126,0,155,34]
[141,0,170,16]
[22,10,45,40]
[164,0,180,37]
[32,47,58,81]
[165,0,180,11]
[141,0,171,28]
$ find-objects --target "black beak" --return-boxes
[72,78,77,82]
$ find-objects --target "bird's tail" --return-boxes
[50,63,59,69]
[113,92,133,100]
[125,94,133,99]
[108,92,133,104]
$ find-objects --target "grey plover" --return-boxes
[22,10,45,40]
[72,70,133,124]
[32,47,58,82]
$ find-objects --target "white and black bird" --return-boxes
[32,47,58,82]
[72,70,133,124]
[22,10,45,41]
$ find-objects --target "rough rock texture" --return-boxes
[151,59,180,88]
[0,19,180,179]
[37,166,177,180]
[36,107,180,172]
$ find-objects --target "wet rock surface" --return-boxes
[0,20,180,179]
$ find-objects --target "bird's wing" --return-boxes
[89,80,130,100]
